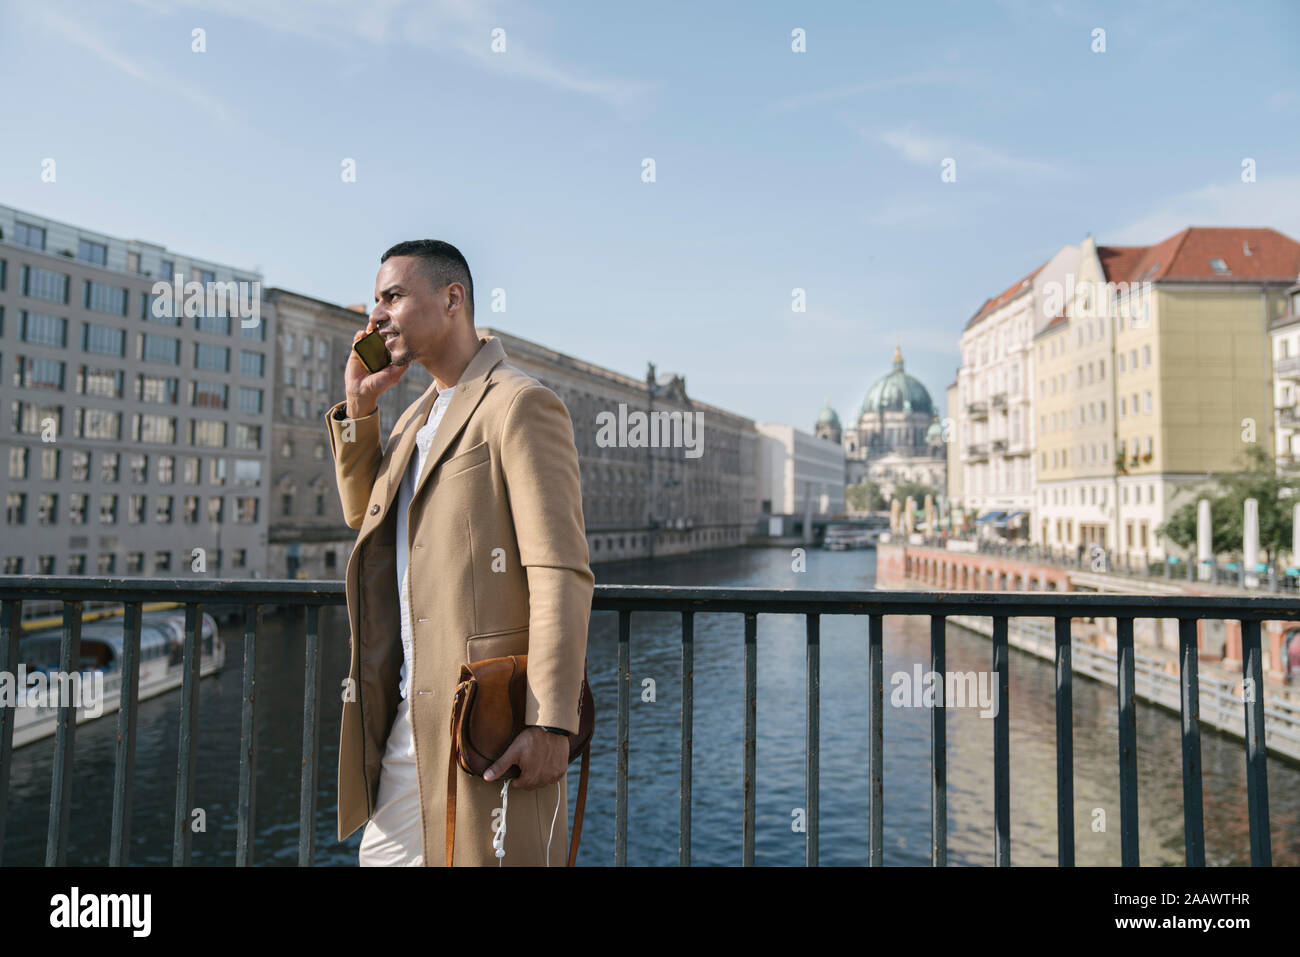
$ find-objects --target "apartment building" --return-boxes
[955,243,1080,537]
[1034,227,1300,563]
[1268,277,1300,470]
[0,203,272,578]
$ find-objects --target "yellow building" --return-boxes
[1033,227,1300,564]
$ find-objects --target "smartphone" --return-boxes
[353,329,392,373]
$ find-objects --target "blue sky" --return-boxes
[2,0,1298,428]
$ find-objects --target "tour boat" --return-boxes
[8,609,224,748]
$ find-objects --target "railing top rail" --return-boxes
[3,577,1300,620]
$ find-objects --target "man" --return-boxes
[324,240,593,866]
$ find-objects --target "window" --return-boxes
[233,460,261,486]
[21,311,67,347]
[1118,353,1125,373]
[142,291,178,324]
[140,333,181,364]
[83,323,125,356]
[77,366,124,398]
[13,402,63,436]
[126,552,144,574]
[153,551,172,572]
[1119,397,1126,416]
[98,553,116,575]
[240,321,265,342]
[78,239,108,265]
[8,447,26,479]
[195,343,229,371]
[71,451,89,481]
[208,497,224,523]
[155,496,173,523]
[191,419,226,448]
[303,370,312,390]
[1143,391,1152,413]
[137,374,178,404]
[158,455,175,483]
[128,494,146,523]
[184,457,200,484]
[68,494,86,524]
[236,497,259,523]
[38,493,56,524]
[284,366,296,386]
[302,336,312,357]
[239,351,264,377]
[15,222,46,250]
[196,314,231,335]
[6,493,25,524]
[21,266,69,303]
[283,397,294,418]
[99,494,117,524]
[192,381,228,409]
[1209,257,1229,274]
[1143,345,1151,367]
[84,281,128,315]
[67,554,86,575]
[16,357,65,390]
[317,340,328,360]
[233,424,261,450]
[79,408,121,440]
[127,251,141,274]
[282,493,293,516]
[3,558,22,574]
[315,494,326,516]
[183,496,199,523]
[134,414,176,443]
[160,259,175,279]
[40,448,59,480]
[237,386,263,414]
[209,458,227,486]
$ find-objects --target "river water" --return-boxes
[3,546,1297,865]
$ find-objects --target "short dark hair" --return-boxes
[380,239,474,318]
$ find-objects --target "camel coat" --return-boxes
[324,335,593,865]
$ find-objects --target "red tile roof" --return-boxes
[1101,228,1300,284]
[965,263,1045,330]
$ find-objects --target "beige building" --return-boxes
[955,243,1080,538]
[1033,227,1300,564]
[477,327,759,562]
[1270,276,1300,469]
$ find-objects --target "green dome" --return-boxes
[925,418,943,440]
[816,401,840,427]
[863,347,933,416]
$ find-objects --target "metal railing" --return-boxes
[0,577,1291,866]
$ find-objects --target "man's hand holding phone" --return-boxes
[344,319,406,418]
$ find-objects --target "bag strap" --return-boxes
[445,739,591,867]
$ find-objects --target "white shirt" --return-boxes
[395,385,456,700]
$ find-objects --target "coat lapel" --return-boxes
[379,336,507,517]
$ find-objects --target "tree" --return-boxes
[891,481,936,511]
[1158,445,1299,564]
[846,481,886,512]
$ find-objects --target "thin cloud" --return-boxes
[876,127,1063,179]
[29,6,237,123]
[768,69,955,113]
[129,0,653,110]
[1107,173,1300,246]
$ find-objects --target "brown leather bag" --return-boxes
[446,654,594,866]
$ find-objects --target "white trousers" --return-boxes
[358,695,424,866]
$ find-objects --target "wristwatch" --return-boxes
[537,725,570,737]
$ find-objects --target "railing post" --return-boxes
[1054,616,1074,866]
[742,612,757,866]
[992,615,1010,866]
[0,599,21,867]
[236,604,261,867]
[109,602,143,866]
[930,614,946,867]
[1240,619,1272,866]
[1177,618,1205,866]
[46,601,83,867]
[172,602,203,867]
[615,610,630,867]
[868,614,883,866]
[298,605,321,867]
[804,614,820,866]
[1116,617,1140,866]
[679,611,694,867]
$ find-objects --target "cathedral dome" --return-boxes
[816,401,841,428]
[862,346,933,416]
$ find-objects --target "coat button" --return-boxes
[369,504,381,515]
